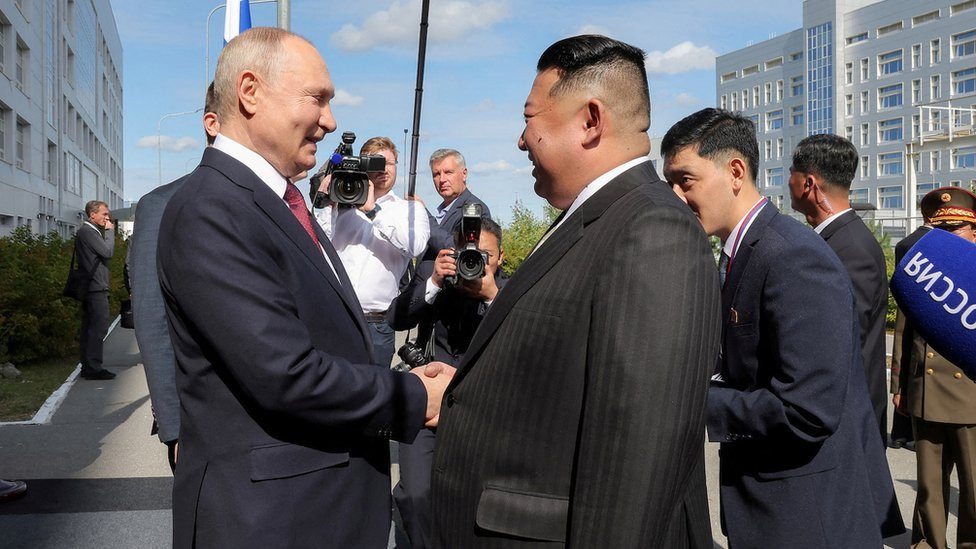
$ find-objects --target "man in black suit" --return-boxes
[156,27,451,548]
[76,200,116,381]
[127,84,219,471]
[388,215,506,549]
[663,108,903,547]
[787,134,889,445]
[423,149,489,260]
[429,35,721,547]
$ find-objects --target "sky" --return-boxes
[113,0,802,223]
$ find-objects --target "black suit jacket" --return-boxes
[431,162,721,547]
[157,147,427,548]
[75,222,114,292]
[423,188,491,262]
[707,205,903,547]
[128,177,186,444]
[819,209,889,441]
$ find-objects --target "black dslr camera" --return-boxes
[310,132,385,208]
[444,203,488,286]
[393,341,428,372]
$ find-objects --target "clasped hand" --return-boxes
[409,361,457,427]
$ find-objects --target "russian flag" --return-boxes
[223,0,252,44]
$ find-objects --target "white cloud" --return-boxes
[645,41,717,75]
[333,89,365,106]
[476,99,495,111]
[674,92,699,106]
[576,24,611,36]
[469,160,514,174]
[135,135,201,152]
[330,0,509,52]
[514,165,533,175]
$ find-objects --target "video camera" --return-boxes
[444,203,488,286]
[310,132,385,208]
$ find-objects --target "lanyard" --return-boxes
[725,199,766,280]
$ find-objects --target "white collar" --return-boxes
[723,197,767,259]
[551,157,649,233]
[213,134,289,198]
[813,208,853,234]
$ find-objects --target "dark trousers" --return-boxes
[367,319,395,369]
[80,290,109,373]
[394,427,436,549]
[912,419,976,549]
[892,409,915,443]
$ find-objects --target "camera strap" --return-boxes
[414,320,436,362]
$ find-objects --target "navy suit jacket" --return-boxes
[157,147,427,548]
[819,209,889,442]
[423,188,490,262]
[128,176,186,444]
[707,204,903,547]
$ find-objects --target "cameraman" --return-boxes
[386,214,506,549]
[314,136,430,368]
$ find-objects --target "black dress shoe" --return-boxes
[903,440,916,451]
[0,479,27,503]
[80,369,116,380]
[889,437,906,449]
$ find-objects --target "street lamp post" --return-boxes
[205,0,281,87]
[157,109,204,187]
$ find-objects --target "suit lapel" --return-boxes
[722,204,776,316]
[818,209,857,242]
[452,162,652,385]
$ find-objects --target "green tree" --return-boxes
[867,221,897,329]
[501,201,559,276]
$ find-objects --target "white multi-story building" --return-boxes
[717,0,976,237]
[0,0,122,239]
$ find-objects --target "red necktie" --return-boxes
[283,182,320,247]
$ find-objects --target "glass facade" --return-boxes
[806,22,833,135]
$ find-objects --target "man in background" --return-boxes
[315,137,429,368]
[76,200,116,381]
[127,83,219,471]
[424,149,489,259]
[787,133,889,444]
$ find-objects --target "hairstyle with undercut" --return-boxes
[661,108,759,183]
[791,134,859,191]
[536,35,650,132]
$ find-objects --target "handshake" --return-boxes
[409,361,456,427]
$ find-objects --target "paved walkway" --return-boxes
[0,327,955,548]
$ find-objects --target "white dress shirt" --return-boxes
[722,197,767,261]
[315,192,430,312]
[213,134,340,279]
[813,208,852,234]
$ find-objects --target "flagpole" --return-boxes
[407,0,431,199]
[204,0,277,88]
[278,0,290,31]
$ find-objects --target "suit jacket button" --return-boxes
[446,394,456,407]
[926,351,935,359]
[926,368,935,375]
[955,372,963,379]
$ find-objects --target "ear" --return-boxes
[728,157,747,193]
[580,98,605,148]
[238,70,259,116]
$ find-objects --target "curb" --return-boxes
[0,315,122,427]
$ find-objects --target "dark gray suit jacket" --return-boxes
[76,222,114,292]
[431,162,721,547]
[128,177,186,444]
[819,209,889,441]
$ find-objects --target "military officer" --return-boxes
[896,186,976,549]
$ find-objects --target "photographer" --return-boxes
[386,213,506,549]
[314,136,430,368]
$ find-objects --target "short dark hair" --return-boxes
[537,35,650,132]
[661,108,759,183]
[453,215,502,249]
[791,134,859,190]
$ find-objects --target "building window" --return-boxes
[913,114,921,137]
[731,93,738,112]
[0,20,7,75]
[912,79,922,103]
[861,123,869,146]
[15,118,27,170]
[953,0,976,14]
[851,188,869,202]
[913,10,940,27]
[879,186,904,209]
[932,74,942,99]
[0,106,7,161]
[954,146,976,168]
[791,51,803,62]
[767,109,784,130]
[912,44,922,68]
[15,37,27,93]
[765,57,783,70]
[767,167,784,186]
[844,62,853,84]
[953,67,976,94]
[845,94,853,115]
[753,86,760,106]
[931,150,942,171]
[765,82,772,103]
[720,94,727,110]
[743,65,759,76]
[879,83,904,108]
[741,90,749,109]
[764,140,772,160]
[748,114,759,131]
[878,50,903,75]
[932,39,941,64]
[878,22,904,36]
[879,118,903,142]
[861,57,869,81]
[46,140,56,183]
[861,90,870,113]
[954,29,976,58]
[806,22,834,135]
[793,105,805,126]
[792,75,804,96]
[847,32,868,45]
[845,126,854,141]
[879,152,904,176]
[776,80,784,102]
[777,138,784,159]
[860,156,869,179]
[721,71,737,83]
